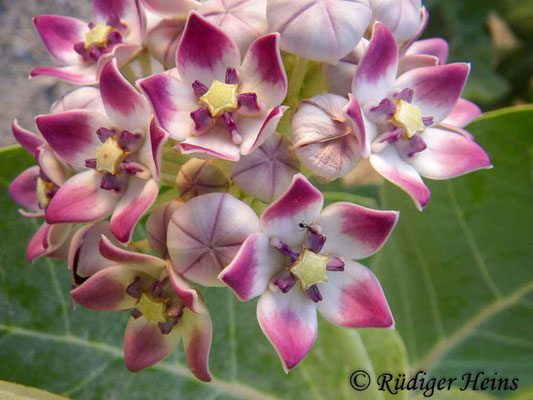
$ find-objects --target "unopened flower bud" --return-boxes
[146,200,183,257]
[176,159,229,201]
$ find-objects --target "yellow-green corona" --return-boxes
[36,177,54,209]
[390,99,425,139]
[84,24,114,50]
[136,293,168,323]
[199,80,239,117]
[95,136,127,175]
[290,249,328,290]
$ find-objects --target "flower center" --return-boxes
[136,292,168,324]
[390,100,425,139]
[289,249,328,290]
[199,80,239,117]
[95,136,128,175]
[84,24,114,50]
[36,177,55,208]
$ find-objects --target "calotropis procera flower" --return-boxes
[31,0,146,85]
[267,0,372,64]
[230,132,299,202]
[167,192,260,287]
[369,0,427,47]
[176,159,230,201]
[71,235,212,379]
[219,174,397,371]
[8,87,106,262]
[350,23,492,209]
[139,12,288,161]
[146,200,184,258]
[35,59,168,243]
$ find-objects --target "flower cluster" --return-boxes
[9,0,491,378]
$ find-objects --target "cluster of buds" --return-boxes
[9,0,492,378]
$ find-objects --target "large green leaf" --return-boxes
[375,105,533,393]
[0,146,407,399]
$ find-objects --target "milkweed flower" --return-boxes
[36,60,167,243]
[267,0,372,64]
[70,229,212,380]
[31,0,146,85]
[139,12,288,161]
[219,174,397,370]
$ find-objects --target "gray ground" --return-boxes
[0,0,91,146]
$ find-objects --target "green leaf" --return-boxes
[0,147,407,398]
[375,105,533,392]
[0,380,69,400]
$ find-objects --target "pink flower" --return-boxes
[139,12,288,161]
[36,60,168,243]
[8,87,105,261]
[31,0,146,85]
[267,0,372,64]
[71,228,212,380]
[219,174,397,371]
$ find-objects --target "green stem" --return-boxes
[287,57,310,110]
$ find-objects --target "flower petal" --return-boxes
[408,127,492,180]
[138,73,197,141]
[167,265,207,314]
[33,15,87,64]
[9,166,40,211]
[34,146,69,186]
[179,309,212,382]
[369,146,430,210]
[219,233,284,301]
[239,33,287,110]
[110,177,159,244]
[441,98,482,128]
[143,0,199,17]
[12,120,44,155]
[393,63,470,125]
[257,287,317,371]
[45,170,120,224]
[267,0,372,64]
[179,126,241,161]
[36,110,110,171]
[260,174,323,247]
[93,0,146,43]
[397,54,438,76]
[168,192,260,286]
[317,260,394,328]
[30,65,98,85]
[177,12,240,84]
[370,0,424,45]
[351,22,398,106]
[146,200,183,258]
[317,202,398,260]
[124,316,181,372]
[201,0,268,55]
[71,265,140,311]
[27,223,73,263]
[145,18,185,69]
[406,38,449,64]
[239,106,288,156]
[51,87,105,113]
[99,59,151,132]
[137,119,169,181]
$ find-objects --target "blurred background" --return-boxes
[1,0,532,147]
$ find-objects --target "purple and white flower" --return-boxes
[36,59,167,243]
[219,174,396,370]
[139,12,288,161]
[176,159,229,201]
[31,0,146,85]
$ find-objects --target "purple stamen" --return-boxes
[304,224,326,253]
[88,46,102,61]
[306,285,323,303]
[222,113,243,145]
[117,130,142,152]
[371,128,403,153]
[422,116,434,126]
[88,22,95,29]
[192,80,208,97]
[126,277,143,299]
[96,127,116,142]
[150,277,169,298]
[225,67,238,84]
[73,42,88,59]
[237,92,261,115]
[270,237,300,262]
[272,270,297,293]
[100,172,125,192]
[120,160,144,175]
[327,256,345,271]
[369,98,396,122]
[158,320,177,335]
[85,158,97,169]
[393,88,414,103]
[131,309,142,319]
[107,30,122,44]
[166,302,184,320]
[190,107,214,135]
[402,135,427,158]
[106,15,126,30]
